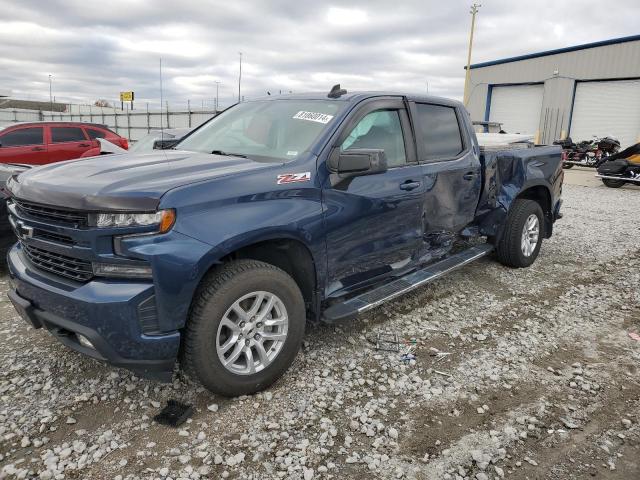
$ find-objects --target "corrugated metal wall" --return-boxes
[467,39,640,144]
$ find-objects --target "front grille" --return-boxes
[21,243,93,282]
[13,199,88,228]
[34,229,75,245]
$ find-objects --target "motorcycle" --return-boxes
[554,136,620,169]
[596,142,640,188]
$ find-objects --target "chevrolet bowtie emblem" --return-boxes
[15,220,34,240]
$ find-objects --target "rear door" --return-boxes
[323,98,427,296]
[410,102,481,255]
[48,126,93,162]
[0,126,48,164]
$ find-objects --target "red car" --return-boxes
[0,122,128,165]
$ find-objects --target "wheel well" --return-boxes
[221,239,318,319]
[517,186,552,237]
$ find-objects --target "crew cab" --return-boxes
[5,89,563,396]
[0,122,128,164]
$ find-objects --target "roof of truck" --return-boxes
[248,91,463,108]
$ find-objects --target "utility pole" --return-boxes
[48,74,53,111]
[463,3,481,106]
[215,80,221,111]
[238,52,242,103]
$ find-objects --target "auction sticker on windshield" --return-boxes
[293,111,334,124]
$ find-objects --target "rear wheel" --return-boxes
[562,162,573,169]
[183,260,305,396]
[601,178,626,188]
[494,199,544,268]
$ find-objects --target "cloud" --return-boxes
[0,0,637,109]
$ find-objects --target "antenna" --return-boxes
[328,84,347,99]
[159,58,164,141]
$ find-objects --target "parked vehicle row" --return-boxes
[4,88,563,396]
[0,122,128,164]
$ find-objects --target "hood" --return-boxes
[7,151,274,211]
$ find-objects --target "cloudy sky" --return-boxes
[0,0,638,110]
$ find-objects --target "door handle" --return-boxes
[399,181,421,191]
[462,171,476,181]
[78,143,90,147]
[31,147,45,151]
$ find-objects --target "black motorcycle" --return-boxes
[596,142,640,188]
[555,136,621,169]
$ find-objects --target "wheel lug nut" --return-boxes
[254,334,261,340]
[245,339,250,346]
[256,322,262,328]
[239,321,246,327]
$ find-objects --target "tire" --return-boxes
[562,163,573,169]
[494,199,544,268]
[183,259,305,397]
[601,178,626,188]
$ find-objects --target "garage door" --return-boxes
[570,80,640,148]
[489,84,544,135]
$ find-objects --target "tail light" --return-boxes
[120,137,129,150]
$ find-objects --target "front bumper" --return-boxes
[7,243,180,381]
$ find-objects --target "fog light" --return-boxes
[77,334,95,349]
[92,262,152,279]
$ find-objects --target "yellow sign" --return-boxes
[119,91,134,102]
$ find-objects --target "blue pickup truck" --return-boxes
[5,88,563,396]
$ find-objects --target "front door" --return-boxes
[47,126,94,163]
[323,98,426,297]
[0,126,48,164]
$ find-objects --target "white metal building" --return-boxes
[466,35,640,147]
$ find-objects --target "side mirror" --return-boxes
[329,148,388,177]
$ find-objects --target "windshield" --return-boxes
[130,131,176,153]
[176,100,345,162]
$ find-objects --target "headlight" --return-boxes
[89,209,176,233]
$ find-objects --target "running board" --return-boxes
[595,174,640,183]
[322,243,494,323]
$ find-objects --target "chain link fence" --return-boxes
[0,103,219,141]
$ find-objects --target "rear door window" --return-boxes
[0,127,44,146]
[51,127,87,143]
[414,104,464,161]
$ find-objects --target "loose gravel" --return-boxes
[1,182,639,480]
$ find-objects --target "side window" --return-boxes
[341,110,407,167]
[0,127,44,147]
[415,104,464,161]
[51,127,86,143]
[86,128,106,139]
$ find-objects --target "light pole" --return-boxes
[215,81,221,112]
[48,74,53,111]
[238,52,242,103]
[463,3,481,106]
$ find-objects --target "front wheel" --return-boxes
[183,260,305,397]
[494,199,544,268]
[562,162,574,169]
[601,178,626,188]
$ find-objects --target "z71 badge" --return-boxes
[277,172,311,185]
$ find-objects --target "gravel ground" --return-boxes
[1,182,639,480]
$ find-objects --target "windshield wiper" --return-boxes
[211,150,248,158]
